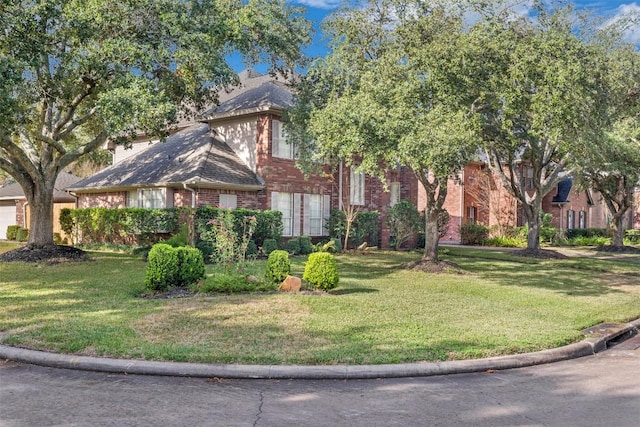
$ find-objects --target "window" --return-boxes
[522,166,534,190]
[467,206,477,224]
[567,210,575,230]
[219,194,237,209]
[272,119,296,159]
[350,168,365,205]
[390,182,401,207]
[128,188,168,208]
[308,194,323,236]
[272,192,294,236]
[578,211,587,229]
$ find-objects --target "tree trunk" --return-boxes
[523,205,541,251]
[423,210,439,262]
[25,179,56,248]
[611,214,626,247]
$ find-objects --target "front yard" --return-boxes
[1,244,639,365]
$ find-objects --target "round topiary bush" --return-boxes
[176,246,205,286]
[145,243,180,291]
[265,249,290,285]
[303,252,339,291]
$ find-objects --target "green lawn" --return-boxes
[1,244,639,365]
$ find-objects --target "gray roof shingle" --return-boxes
[69,124,263,192]
[0,172,80,202]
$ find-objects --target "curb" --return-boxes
[2,319,638,380]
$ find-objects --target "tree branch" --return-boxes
[57,107,98,141]
[58,130,108,170]
[52,79,96,138]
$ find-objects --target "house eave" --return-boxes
[203,105,286,122]
[68,181,264,194]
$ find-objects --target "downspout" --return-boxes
[182,182,196,208]
[459,169,464,241]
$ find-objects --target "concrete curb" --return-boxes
[2,319,638,380]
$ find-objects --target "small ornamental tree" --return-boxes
[387,201,422,249]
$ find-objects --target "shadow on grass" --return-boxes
[330,288,379,295]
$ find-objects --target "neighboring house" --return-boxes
[0,171,80,240]
[67,70,630,246]
[69,70,418,246]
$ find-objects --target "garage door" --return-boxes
[0,202,17,240]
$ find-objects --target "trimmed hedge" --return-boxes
[303,252,339,290]
[460,222,489,245]
[16,228,29,242]
[144,243,205,291]
[6,225,20,241]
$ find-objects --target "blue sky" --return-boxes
[235,1,640,72]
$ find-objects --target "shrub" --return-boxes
[176,246,205,286]
[626,229,640,243]
[246,240,258,258]
[460,222,489,245]
[483,236,526,248]
[566,228,609,239]
[262,238,278,255]
[195,240,215,263]
[165,225,189,247]
[265,250,290,285]
[332,238,342,253]
[299,236,313,255]
[303,252,339,291]
[569,236,610,247]
[16,228,29,242]
[6,225,20,241]
[195,272,278,293]
[145,244,180,291]
[144,244,205,291]
[286,238,301,255]
[387,201,422,249]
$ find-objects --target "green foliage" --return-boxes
[303,252,339,291]
[164,225,189,247]
[195,207,282,247]
[144,244,205,291]
[265,250,291,285]
[145,244,181,291]
[566,228,609,239]
[483,236,526,248]
[262,238,278,256]
[460,222,489,245]
[298,236,313,255]
[16,228,29,242]
[246,240,258,258]
[175,246,206,287]
[625,229,640,243]
[59,209,74,237]
[568,236,610,247]
[194,273,277,294]
[286,238,301,255]
[539,213,558,244]
[387,201,422,249]
[327,210,380,248]
[6,225,20,241]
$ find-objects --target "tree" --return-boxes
[289,0,482,262]
[0,0,310,249]
[472,4,612,252]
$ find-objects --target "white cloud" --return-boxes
[605,3,640,44]
[295,0,342,9]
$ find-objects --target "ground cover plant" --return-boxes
[1,247,639,365]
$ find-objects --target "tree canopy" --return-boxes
[0,0,311,248]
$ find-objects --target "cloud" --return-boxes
[294,0,342,9]
[605,2,640,44]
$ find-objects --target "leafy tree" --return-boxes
[0,0,310,249]
[472,4,613,251]
[289,0,482,262]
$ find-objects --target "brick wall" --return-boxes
[77,192,126,208]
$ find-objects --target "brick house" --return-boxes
[68,70,417,247]
[67,70,632,246]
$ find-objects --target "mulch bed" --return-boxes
[0,245,88,264]
[596,245,640,254]
[402,259,463,274]
[513,248,568,259]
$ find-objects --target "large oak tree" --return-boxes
[0,0,310,248]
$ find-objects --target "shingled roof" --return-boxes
[0,171,80,202]
[69,124,264,192]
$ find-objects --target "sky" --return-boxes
[240,0,640,72]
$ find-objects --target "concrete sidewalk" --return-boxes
[1,319,638,380]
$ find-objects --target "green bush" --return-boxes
[327,210,380,248]
[265,250,290,285]
[460,222,489,245]
[145,244,180,291]
[566,228,609,239]
[387,200,422,249]
[194,272,278,293]
[569,236,610,247]
[299,236,313,255]
[303,252,339,291]
[332,238,343,253]
[144,244,205,291]
[195,240,216,263]
[6,225,20,241]
[483,236,526,248]
[246,240,258,258]
[175,246,205,286]
[626,229,640,243]
[16,228,29,242]
[286,238,301,255]
[262,238,278,255]
[165,225,189,247]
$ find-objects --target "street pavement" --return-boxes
[1,336,639,427]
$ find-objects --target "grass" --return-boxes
[1,244,640,365]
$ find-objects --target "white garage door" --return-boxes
[0,203,17,240]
